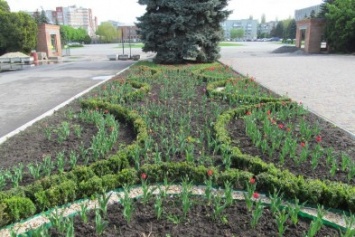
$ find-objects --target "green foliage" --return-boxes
[230,28,244,39]
[79,176,103,197]
[35,180,76,210]
[3,197,36,222]
[136,0,231,63]
[0,0,10,12]
[0,11,38,55]
[96,22,119,43]
[60,25,90,45]
[324,0,355,52]
[0,203,10,226]
[271,21,284,38]
[33,9,49,25]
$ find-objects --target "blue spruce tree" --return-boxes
[136,0,231,64]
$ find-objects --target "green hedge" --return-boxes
[206,79,290,104]
[0,95,148,227]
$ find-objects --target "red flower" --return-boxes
[278,124,284,129]
[246,111,252,115]
[141,173,147,180]
[250,177,256,184]
[315,135,322,143]
[207,169,213,177]
[253,192,260,199]
[300,142,306,147]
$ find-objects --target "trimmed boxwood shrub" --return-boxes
[2,197,35,223]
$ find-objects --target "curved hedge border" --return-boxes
[0,99,148,227]
[214,101,355,212]
[100,80,151,103]
[191,64,236,82]
[207,79,290,104]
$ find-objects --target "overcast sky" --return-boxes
[7,0,323,25]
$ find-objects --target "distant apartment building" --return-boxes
[222,19,258,40]
[258,21,278,37]
[295,4,322,21]
[56,6,97,37]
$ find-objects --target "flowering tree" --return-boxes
[136,0,231,64]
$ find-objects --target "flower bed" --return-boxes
[0,61,354,236]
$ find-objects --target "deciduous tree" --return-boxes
[322,0,355,52]
[0,11,37,55]
[230,28,244,40]
[0,0,10,12]
[96,22,118,43]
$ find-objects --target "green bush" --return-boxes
[34,180,76,210]
[0,203,10,226]
[78,176,103,197]
[72,166,95,182]
[3,197,35,222]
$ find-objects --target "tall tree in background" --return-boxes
[261,14,266,24]
[0,11,38,55]
[0,0,10,12]
[96,22,118,43]
[271,21,284,38]
[136,0,231,64]
[286,19,297,39]
[322,0,355,52]
[60,25,91,44]
[33,9,49,25]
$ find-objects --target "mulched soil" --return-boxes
[49,196,341,237]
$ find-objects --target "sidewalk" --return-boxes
[220,42,355,137]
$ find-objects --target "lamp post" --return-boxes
[129,26,132,59]
[121,28,125,55]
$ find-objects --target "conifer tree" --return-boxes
[136,0,231,64]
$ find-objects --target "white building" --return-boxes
[222,19,258,40]
[56,5,97,37]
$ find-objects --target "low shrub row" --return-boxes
[139,161,254,190]
[206,79,290,104]
[99,80,151,103]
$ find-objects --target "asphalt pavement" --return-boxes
[0,44,154,141]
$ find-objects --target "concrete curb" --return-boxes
[0,65,133,145]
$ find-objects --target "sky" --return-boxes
[7,0,323,25]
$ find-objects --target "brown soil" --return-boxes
[0,100,135,189]
[227,111,355,185]
[49,196,341,237]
